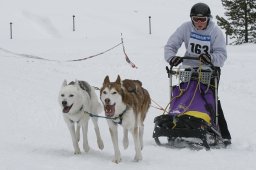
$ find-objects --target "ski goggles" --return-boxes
[191,16,208,23]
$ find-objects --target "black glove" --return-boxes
[169,56,182,66]
[199,53,212,64]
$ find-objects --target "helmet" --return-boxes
[190,3,211,17]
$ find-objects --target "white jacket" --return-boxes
[164,20,227,67]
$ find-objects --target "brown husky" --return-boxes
[100,75,151,163]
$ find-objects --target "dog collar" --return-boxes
[69,106,84,124]
[112,106,129,125]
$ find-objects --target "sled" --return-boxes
[153,57,227,150]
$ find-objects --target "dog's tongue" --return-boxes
[63,105,72,113]
[104,104,115,117]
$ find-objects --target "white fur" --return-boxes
[58,80,104,154]
[100,87,143,163]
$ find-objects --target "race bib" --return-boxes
[187,32,211,56]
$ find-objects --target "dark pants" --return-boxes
[213,68,231,140]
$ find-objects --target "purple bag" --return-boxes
[169,80,216,126]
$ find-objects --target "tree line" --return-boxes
[216,0,256,44]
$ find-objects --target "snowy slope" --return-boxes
[0,0,256,170]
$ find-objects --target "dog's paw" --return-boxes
[134,154,142,162]
[112,157,122,164]
[74,149,81,155]
[123,138,129,149]
[83,145,90,152]
[97,139,104,150]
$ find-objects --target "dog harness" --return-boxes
[83,106,129,125]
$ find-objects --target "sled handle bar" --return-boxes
[170,56,214,67]
[166,56,215,77]
[180,56,199,61]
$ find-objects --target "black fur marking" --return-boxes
[69,81,91,98]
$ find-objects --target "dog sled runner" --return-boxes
[153,57,227,150]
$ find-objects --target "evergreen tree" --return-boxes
[216,0,256,44]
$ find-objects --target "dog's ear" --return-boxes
[116,75,121,84]
[103,76,110,86]
[62,80,67,87]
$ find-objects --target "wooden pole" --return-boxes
[226,31,228,45]
[149,16,152,34]
[10,22,13,39]
[72,15,75,31]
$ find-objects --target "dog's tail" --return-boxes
[140,88,151,122]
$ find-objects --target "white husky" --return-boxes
[58,80,104,154]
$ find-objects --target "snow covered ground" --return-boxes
[0,0,256,169]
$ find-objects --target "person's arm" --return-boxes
[164,24,186,63]
[210,27,227,67]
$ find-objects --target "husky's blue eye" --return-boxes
[69,94,74,97]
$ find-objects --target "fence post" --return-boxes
[73,15,75,31]
[10,22,13,39]
[149,16,152,34]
